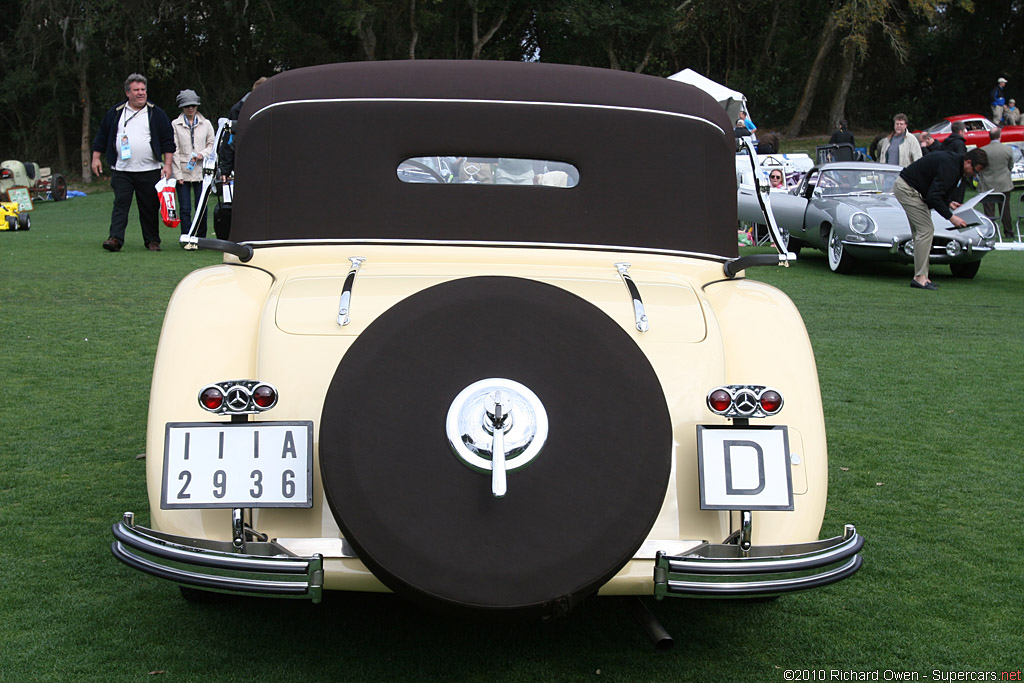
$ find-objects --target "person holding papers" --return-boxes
[893,148,988,290]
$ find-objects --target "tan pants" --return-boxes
[894,177,933,279]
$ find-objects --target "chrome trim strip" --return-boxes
[337,256,366,326]
[614,262,649,332]
[664,528,863,575]
[842,240,895,248]
[113,519,312,574]
[662,556,862,596]
[847,240,993,254]
[237,238,731,263]
[112,542,318,597]
[249,97,727,138]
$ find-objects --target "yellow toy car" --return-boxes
[0,201,30,231]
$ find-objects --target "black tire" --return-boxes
[17,212,30,230]
[6,216,16,231]
[827,225,855,274]
[787,238,803,257]
[51,174,67,201]
[319,276,673,619]
[950,261,981,279]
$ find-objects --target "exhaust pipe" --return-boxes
[626,597,674,651]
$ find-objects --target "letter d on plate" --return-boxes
[696,425,794,510]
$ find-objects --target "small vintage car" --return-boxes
[740,162,997,278]
[111,61,862,625]
[0,160,67,202]
[0,200,31,231]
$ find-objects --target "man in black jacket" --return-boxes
[939,121,967,155]
[893,148,987,290]
[91,74,175,251]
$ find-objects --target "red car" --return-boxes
[920,114,1024,147]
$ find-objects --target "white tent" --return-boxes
[667,68,749,125]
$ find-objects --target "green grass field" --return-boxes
[1,195,1022,681]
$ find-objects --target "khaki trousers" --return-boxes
[894,177,933,279]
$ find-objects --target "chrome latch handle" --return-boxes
[614,262,649,332]
[338,257,366,326]
[486,392,513,498]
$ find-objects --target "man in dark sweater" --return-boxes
[939,121,967,155]
[893,148,987,290]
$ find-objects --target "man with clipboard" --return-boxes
[893,148,988,290]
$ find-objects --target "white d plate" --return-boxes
[697,425,794,511]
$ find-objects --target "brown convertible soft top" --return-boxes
[231,60,738,258]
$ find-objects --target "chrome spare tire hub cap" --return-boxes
[446,378,548,498]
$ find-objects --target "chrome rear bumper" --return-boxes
[111,512,323,602]
[654,524,863,598]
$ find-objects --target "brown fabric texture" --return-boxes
[231,61,738,258]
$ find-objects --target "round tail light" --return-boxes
[759,389,783,414]
[199,386,224,411]
[707,389,732,414]
[252,384,278,409]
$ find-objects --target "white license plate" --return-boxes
[697,425,794,511]
[161,421,314,509]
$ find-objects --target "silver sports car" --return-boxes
[739,162,997,278]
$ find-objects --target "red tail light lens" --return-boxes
[708,389,732,414]
[0,169,12,179]
[759,390,783,414]
[199,386,224,410]
[252,384,277,409]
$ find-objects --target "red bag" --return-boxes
[157,178,180,229]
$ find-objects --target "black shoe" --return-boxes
[910,280,938,290]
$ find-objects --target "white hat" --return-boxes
[998,77,1008,84]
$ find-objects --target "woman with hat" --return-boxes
[172,89,215,238]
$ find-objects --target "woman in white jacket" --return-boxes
[171,89,215,237]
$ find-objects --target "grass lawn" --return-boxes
[1,195,1022,681]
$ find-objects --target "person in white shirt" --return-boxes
[91,74,175,251]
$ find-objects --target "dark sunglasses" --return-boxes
[770,174,782,180]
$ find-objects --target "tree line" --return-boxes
[1,0,1020,181]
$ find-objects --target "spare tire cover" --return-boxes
[319,276,672,618]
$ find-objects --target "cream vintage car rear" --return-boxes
[111,61,862,623]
